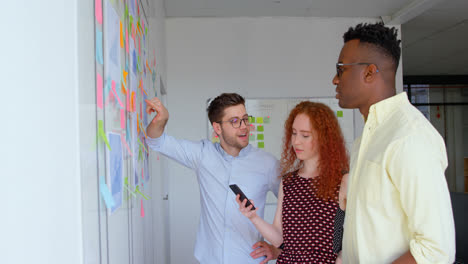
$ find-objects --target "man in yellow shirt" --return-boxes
[332,22,455,263]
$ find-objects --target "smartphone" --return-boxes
[229,184,256,210]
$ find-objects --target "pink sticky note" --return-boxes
[120,133,132,156]
[95,0,102,24]
[111,81,124,108]
[125,28,129,54]
[96,72,103,109]
[120,109,125,129]
[140,199,145,217]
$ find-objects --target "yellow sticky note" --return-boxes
[337,111,343,117]
[257,134,264,140]
[257,142,264,148]
[98,120,111,150]
[257,117,264,123]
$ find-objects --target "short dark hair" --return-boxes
[343,22,401,72]
[207,93,246,124]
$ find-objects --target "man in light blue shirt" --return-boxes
[145,93,281,264]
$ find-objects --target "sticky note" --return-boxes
[99,176,115,208]
[120,109,125,129]
[249,116,255,124]
[131,91,136,112]
[140,199,145,217]
[120,133,132,156]
[98,120,111,150]
[264,117,270,124]
[96,28,103,64]
[337,111,343,117]
[256,117,264,123]
[250,124,256,131]
[96,72,103,109]
[95,0,102,24]
[111,81,124,108]
[258,142,265,148]
[125,28,129,54]
[257,125,264,132]
[257,134,264,140]
[249,134,255,141]
[123,70,128,85]
[120,20,124,48]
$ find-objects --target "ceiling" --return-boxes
[164,0,468,77]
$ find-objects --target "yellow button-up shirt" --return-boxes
[343,92,455,263]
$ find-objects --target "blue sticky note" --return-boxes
[96,28,104,64]
[99,176,115,209]
[132,50,137,73]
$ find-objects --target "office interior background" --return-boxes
[3,0,467,263]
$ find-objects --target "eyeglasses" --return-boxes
[336,62,379,77]
[216,116,251,128]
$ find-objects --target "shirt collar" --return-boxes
[215,142,252,161]
[368,92,408,125]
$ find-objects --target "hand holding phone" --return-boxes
[229,184,256,210]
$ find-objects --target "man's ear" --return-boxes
[213,122,222,135]
[364,64,379,83]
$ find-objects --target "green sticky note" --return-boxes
[98,120,111,150]
[264,117,270,124]
[257,134,264,140]
[257,117,264,123]
[337,111,343,117]
[249,116,255,124]
[258,142,265,148]
[249,134,255,141]
[257,125,264,132]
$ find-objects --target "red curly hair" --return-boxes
[280,101,349,201]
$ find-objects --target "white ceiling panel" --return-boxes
[164,0,468,76]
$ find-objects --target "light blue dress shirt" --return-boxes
[147,133,281,264]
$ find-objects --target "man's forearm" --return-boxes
[147,120,166,139]
[392,250,416,264]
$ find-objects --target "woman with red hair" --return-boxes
[237,101,349,263]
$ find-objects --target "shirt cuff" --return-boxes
[146,132,166,150]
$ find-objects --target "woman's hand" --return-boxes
[236,194,258,220]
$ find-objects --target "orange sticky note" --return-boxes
[121,82,127,95]
[140,199,145,217]
[96,72,103,109]
[120,21,124,48]
[137,114,140,134]
[131,91,136,112]
[123,70,128,85]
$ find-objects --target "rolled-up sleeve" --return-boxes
[387,133,455,263]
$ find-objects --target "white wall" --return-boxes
[165,17,403,264]
[1,0,168,263]
[2,1,82,263]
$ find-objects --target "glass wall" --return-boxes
[404,83,468,193]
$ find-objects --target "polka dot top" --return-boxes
[277,171,339,264]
